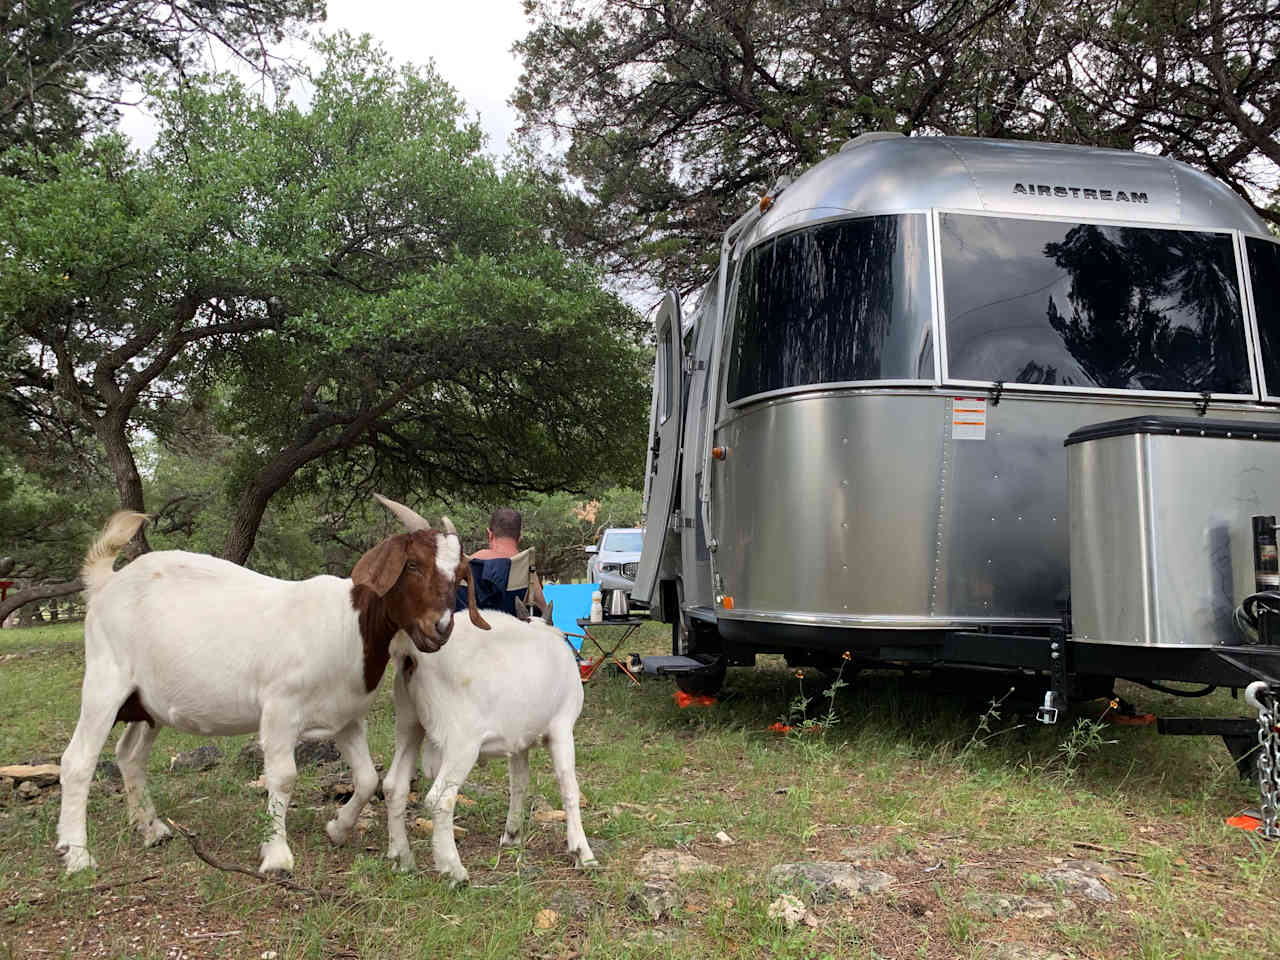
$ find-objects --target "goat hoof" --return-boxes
[324,818,350,846]
[388,847,416,873]
[499,831,522,848]
[258,842,295,876]
[60,846,97,874]
[577,855,601,871]
[438,866,469,887]
[142,820,172,848]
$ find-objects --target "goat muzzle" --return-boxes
[406,622,446,654]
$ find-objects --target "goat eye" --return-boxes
[406,562,420,573]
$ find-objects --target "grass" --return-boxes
[1,620,1278,958]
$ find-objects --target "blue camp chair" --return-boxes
[541,583,600,653]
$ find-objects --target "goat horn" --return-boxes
[372,493,432,532]
[440,516,457,537]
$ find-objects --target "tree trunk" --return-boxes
[0,579,84,625]
[95,411,151,555]
[222,449,315,566]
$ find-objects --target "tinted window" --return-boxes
[658,324,673,423]
[942,214,1251,393]
[1248,236,1280,396]
[726,214,933,403]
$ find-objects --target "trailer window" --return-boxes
[726,214,933,403]
[941,214,1251,394]
[1247,236,1280,397]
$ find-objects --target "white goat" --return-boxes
[382,609,597,883]
[375,492,596,884]
[56,500,488,874]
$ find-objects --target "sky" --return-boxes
[118,0,532,156]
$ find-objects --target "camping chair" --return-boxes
[454,547,535,617]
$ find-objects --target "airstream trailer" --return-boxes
[632,134,1280,810]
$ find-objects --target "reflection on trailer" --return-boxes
[631,134,1280,801]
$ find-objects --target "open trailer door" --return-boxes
[633,291,683,606]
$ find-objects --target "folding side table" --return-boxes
[576,616,644,684]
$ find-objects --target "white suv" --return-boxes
[585,527,644,610]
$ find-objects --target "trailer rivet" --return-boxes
[842,522,848,529]
[1051,651,1060,659]
[841,479,848,487]
[993,473,999,479]
[843,564,848,571]
[1051,642,1059,651]
[1017,515,1023,521]
[842,437,848,444]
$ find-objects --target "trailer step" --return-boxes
[639,655,715,676]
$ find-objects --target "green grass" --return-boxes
[1,620,1278,959]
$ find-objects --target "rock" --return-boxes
[767,893,816,930]
[237,739,341,774]
[17,780,41,800]
[983,943,1071,960]
[971,894,1076,920]
[0,763,60,785]
[237,743,265,773]
[320,774,355,801]
[294,740,341,767]
[637,849,717,880]
[95,759,121,781]
[550,887,602,922]
[714,831,736,846]
[533,908,558,930]
[768,861,896,904]
[168,745,222,774]
[631,879,684,920]
[261,951,279,960]
[1045,863,1118,903]
[1056,858,1120,880]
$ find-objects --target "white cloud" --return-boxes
[118,0,531,156]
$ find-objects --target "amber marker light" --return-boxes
[711,446,727,460]
[721,595,735,609]
[759,194,774,212]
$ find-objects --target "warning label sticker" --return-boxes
[952,397,987,440]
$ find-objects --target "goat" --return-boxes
[375,498,596,884]
[56,500,489,874]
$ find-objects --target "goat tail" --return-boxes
[81,511,147,596]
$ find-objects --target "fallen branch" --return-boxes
[165,818,321,899]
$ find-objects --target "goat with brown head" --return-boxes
[370,494,491,636]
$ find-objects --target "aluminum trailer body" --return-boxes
[633,133,1280,700]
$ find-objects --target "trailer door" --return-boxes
[633,291,684,605]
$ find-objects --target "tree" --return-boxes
[1,34,649,571]
[513,0,1280,292]
[0,0,323,152]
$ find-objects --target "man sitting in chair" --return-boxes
[456,507,548,618]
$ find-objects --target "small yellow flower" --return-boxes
[794,670,804,679]
[841,651,851,660]
[1109,698,1120,710]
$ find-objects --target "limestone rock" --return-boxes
[1045,862,1118,903]
[631,879,683,920]
[767,893,816,930]
[768,861,896,904]
[637,849,717,880]
[0,763,60,785]
[169,745,222,774]
[17,780,41,799]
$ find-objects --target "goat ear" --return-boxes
[514,597,531,621]
[352,536,408,597]
[456,558,491,630]
[543,599,554,626]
